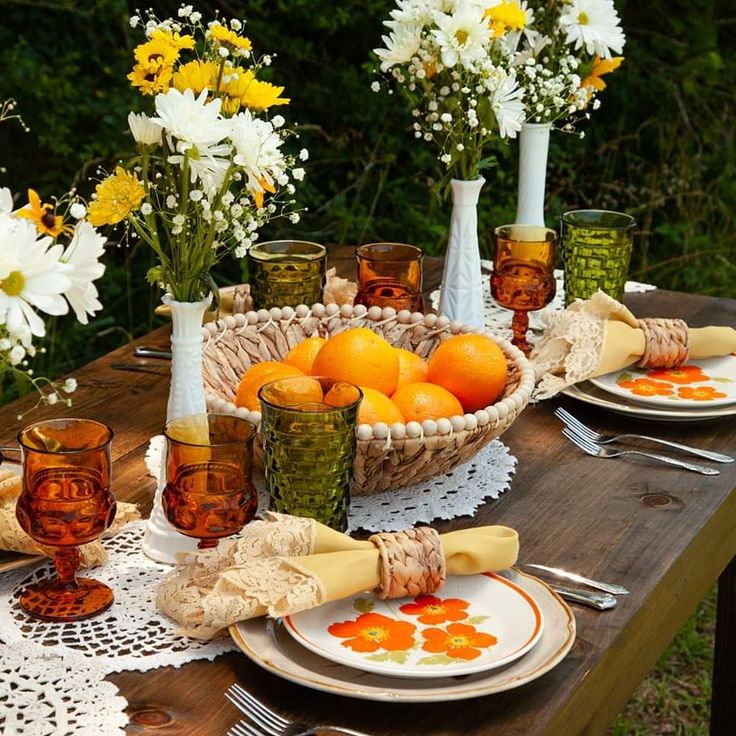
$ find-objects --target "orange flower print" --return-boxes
[646,365,708,384]
[421,622,497,661]
[327,613,416,653]
[617,378,674,397]
[399,595,470,625]
[677,386,728,402]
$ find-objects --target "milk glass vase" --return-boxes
[515,122,552,227]
[438,178,486,329]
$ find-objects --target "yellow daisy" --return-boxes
[241,77,290,112]
[581,55,624,93]
[87,167,145,227]
[208,23,252,52]
[128,61,174,95]
[484,1,527,38]
[15,189,71,237]
[150,28,195,51]
[173,59,219,96]
[134,36,180,68]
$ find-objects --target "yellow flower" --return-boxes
[15,189,71,237]
[150,28,195,51]
[241,77,290,112]
[581,55,624,93]
[252,179,276,209]
[173,60,219,96]
[134,36,180,68]
[208,23,252,52]
[87,167,145,227]
[128,61,174,95]
[484,1,527,37]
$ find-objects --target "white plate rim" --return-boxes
[282,572,544,679]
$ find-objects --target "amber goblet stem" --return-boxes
[511,311,531,355]
[53,547,81,589]
[197,539,219,550]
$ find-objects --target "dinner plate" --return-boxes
[590,356,736,409]
[283,573,543,679]
[561,381,736,422]
[229,570,575,702]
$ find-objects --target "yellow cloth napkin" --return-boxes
[531,291,736,399]
[156,512,519,640]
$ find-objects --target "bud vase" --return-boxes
[438,177,486,329]
[515,122,552,227]
[142,294,210,564]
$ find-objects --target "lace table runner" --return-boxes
[146,435,517,533]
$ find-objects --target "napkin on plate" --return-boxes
[156,512,519,640]
[0,469,140,566]
[531,291,736,399]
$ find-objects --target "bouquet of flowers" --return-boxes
[87,5,307,303]
[373,0,527,182]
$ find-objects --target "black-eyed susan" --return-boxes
[15,189,72,237]
[241,78,290,112]
[208,23,252,53]
[172,60,219,97]
[87,167,145,227]
[128,61,174,96]
[150,28,195,52]
[134,36,180,69]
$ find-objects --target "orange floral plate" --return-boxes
[229,570,574,701]
[590,356,736,409]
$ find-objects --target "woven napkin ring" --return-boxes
[369,527,447,600]
[636,318,690,369]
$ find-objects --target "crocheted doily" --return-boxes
[146,436,516,533]
[0,522,236,675]
[430,261,656,341]
[0,645,128,736]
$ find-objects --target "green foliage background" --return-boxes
[0,0,734,376]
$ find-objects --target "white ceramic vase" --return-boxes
[515,122,552,227]
[437,177,486,330]
[142,294,210,564]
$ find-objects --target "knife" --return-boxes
[519,563,629,595]
[551,584,617,610]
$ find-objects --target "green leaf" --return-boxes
[465,616,489,625]
[389,650,410,664]
[366,652,390,662]
[353,597,374,613]
[616,372,633,384]
[712,377,735,383]
[418,654,455,666]
[146,265,165,286]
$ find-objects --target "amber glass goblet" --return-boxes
[354,243,425,312]
[162,413,258,549]
[13,418,117,622]
[491,225,557,355]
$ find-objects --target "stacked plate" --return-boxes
[563,356,736,422]
[229,570,576,702]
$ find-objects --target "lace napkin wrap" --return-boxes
[531,291,736,399]
[156,512,519,640]
[0,469,140,566]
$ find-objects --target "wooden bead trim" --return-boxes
[369,527,446,600]
[636,318,690,369]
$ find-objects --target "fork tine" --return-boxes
[554,408,597,440]
[229,684,289,729]
[229,721,267,736]
[226,687,284,736]
[562,428,599,456]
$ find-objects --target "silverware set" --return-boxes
[556,406,732,475]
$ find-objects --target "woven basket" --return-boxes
[201,303,535,495]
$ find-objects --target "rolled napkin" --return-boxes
[531,291,736,399]
[0,469,140,566]
[156,512,519,640]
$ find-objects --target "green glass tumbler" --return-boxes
[248,240,327,309]
[561,210,636,306]
[259,377,362,531]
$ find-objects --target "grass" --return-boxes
[609,588,716,735]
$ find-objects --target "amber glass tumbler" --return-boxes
[14,418,117,621]
[354,243,424,312]
[162,414,258,549]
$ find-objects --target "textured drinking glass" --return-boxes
[354,243,425,312]
[13,419,117,621]
[561,210,636,306]
[162,414,258,549]
[491,225,557,356]
[259,377,362,531]
[248,240,327,309]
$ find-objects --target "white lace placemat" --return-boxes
[430,260,656,341]
[0,645,129,736]
[146,436,516,533]
[0,522,236,675]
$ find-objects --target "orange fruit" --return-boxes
[427,335,508,412]
[391,383,463,423]
[282,336,327,375]
[311,327,400,396]
[261,376,324,408]
[235,361,304,411]
[355,387,405,425]
[324,382,362,408]
[395,348,429,388]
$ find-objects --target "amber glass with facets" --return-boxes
[162,414,258,550]
[354,243,425,312]
[14,418,117,622]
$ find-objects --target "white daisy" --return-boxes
[0,219,71,336]
[61,221,107,325]
[490,69,525,138]
[128,112,163,146]
[229,110,286,195]
[388,0,444,28]
[559,0,625,59]
[374,23,423,71]
[431,1,491,69]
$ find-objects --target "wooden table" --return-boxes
[2,255,734,735]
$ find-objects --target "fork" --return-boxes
[555,407,733,464]
[226,683,368,736]
[562,428,719,475]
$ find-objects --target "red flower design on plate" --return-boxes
[399,595,470,625]
[676,386,727,402]
[327,612,416,653]
[421,622,497,661]
[617,378,674,397]
[646,365,708,384]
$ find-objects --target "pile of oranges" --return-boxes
[235,328,508,426]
